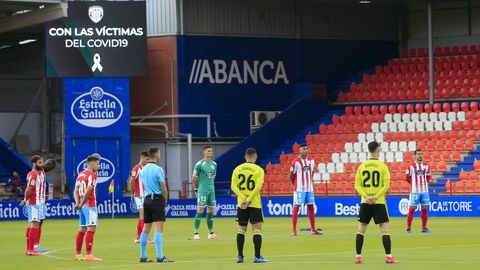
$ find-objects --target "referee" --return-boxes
[138,147,173,263]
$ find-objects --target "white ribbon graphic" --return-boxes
[91,53,103,72]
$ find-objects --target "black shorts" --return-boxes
[236,207,264,226]
[357,203,389,225]
[143,195,166,223]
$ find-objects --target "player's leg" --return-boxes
[75,207,88,260]
[25,223,30,254]
[27,205,41,256]
[194,192,206,239]
[291,192,302,235]
[140,197,153,262]
[420,193,431,232]
[375,205,399,264]
[355,203,372,264]
[251,208,267,263]
[236,207,248,263]
[306,192,319,235]
[406,193,419,233]
[135,197,144,242]
[152,196,173,263]
[84,207,101,261]
[34,203,48,252]
[206,191,219,239]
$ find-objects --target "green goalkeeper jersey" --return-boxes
[193,159,217,192]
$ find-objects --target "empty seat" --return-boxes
[408,141,417,151]
[395,152,404,162]
[349,153,358,163]
[390,142,399,152]
[332,153,340,163]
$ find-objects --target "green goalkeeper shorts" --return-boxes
[197,189,216,208]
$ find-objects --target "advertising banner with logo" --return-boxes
[64,78,130,203]
[46,1,147,77]
[3,196,478,221]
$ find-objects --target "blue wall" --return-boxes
[176,35,398,137]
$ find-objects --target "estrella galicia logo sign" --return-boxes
[76,153,115,184]
[22,206,28,218]
[130,200,138,213]
[71,86,123,128]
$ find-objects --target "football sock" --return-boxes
[36,222,43,246]
[236,230,245,257]
[140,232,148,258]
[26,227,30,251]
[253,230,262,258]
[307,204,316,230]
[355,232,364,255]
[206,212,214,234]
[382,234,391,255]
[75,231,85,254]
[85,231,95,255]
[154,232,163,259]
[194,212,202,234]
[407,208,415,229]
[292,205,300,232]
[28,228,38,253]
[421,208,428,229]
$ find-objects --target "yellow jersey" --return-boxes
[355,158,390,204]
[231,162,264,208]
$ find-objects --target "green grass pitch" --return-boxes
[1,217,479,270]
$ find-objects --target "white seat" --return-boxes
[444,121,453,131]
[318,163,326,173]
[388,122,397,132]
[416,122,425,131]
[386,152,394,162]
[375,132,384,142]
[313,173,322,182]
[447,112,457,121]
[358,133,367,143]
[321,173,330,181]
[390,142,399,152]
[429,112,438,122]
[380,123,389,132]
[434,121,443,131]
[332,153,340,163]
[327,163,336,173]
[394,152,404,162]
[353,142,362,152]
[438,112,447,121]
[340,152,349,163]
[398,122,407,132]
[362,142,370,152]
[393,113,402,122]
[379,152,385,162]
[407,122,416,132]
[345,142,353,153]
[420,113,429,122]
[358,152,367,162]
[425,121,434,131]
[408,141,417,152]
[371,123,380,133]
[381,142,389,152]
[335,162,344,173]
[366,132,375,142]
[399,141,407,152]
[402,113,411,122]
[349,152,358,163]
[384,114,393,122]
[411,113,420,122]
[457,111,466,121]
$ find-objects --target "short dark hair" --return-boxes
[299,143,308,148]
[30,155,43,164]
[245,148,257,156]
[87,155,100,162]
[140,151,149,157]
[148,147,159,158]
[203,145,212,151]
[414,149,423,155]
[368,141,380,153]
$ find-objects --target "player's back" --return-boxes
[132,164,144,196]
[231,162,264,208]
[355,159,390,204]
[77,170,97,207]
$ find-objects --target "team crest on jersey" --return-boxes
[417,169,425,176]
[302,166,311,172]
[76,153,115,184]
[206,172,214,178]
[71,86,124,128]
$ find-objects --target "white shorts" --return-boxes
[134,196,144,210]
[293,191,315,205]
[79,207,98,227]
[26,205,41,222]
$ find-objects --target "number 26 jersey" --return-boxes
[231,162,264,209]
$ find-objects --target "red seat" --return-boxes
[470,171,479,181]
[433,151,442,162]
[433,103,442,113]
[461,102,470,111]
[471,101,479,112]
[371,105,379,115]
[397,104,406,114]
[475,160,480,171]
[460,171,469,181]
[273,164,282,174]
[388,104,396,114]
[452,151,461,161]
[451,102,460,112]
[292,143,300,154]
[465,140,474,151]
[469,45,478,54]
[319,124,327,133]
[345,106,353,116]
[400,48,408,58]
[362,106,371,115]
[279,153,288,163]
[438,161,447,172]
[266,163,274,174]
[424,103,433,113]
[455,140,463,150]
[354,106,362,115]
[441,151,450,161]
[442,103,451,112]
[405,104,414,113]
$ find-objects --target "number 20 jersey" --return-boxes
[355,159,391,205]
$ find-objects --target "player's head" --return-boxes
[299,143,309,158]
[244,147,257,163]
[140,151,149,165]
[368,141,381,158]
[148,147,160,162]
[87,155,100,172]
[414,149,424,162]
[30,155,44,170]
[203,145,213,159]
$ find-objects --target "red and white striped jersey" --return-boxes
[131,164,145,197]
[405,162,432,193]
[76,170,97,207]
[26,169,45,205]
[290,157,315,192]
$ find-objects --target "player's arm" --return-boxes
[192,162,200,191]
[79,185,93,207]
[20,183,33,206]
[374,165,391,201]
[128,168,135,198]
[426,165,432,183]
[247,169,264,205]
[73,181,80,205]
[158,167,168,202]
[354,167,368,199]
[405,165,412,185]
[289,160,296,183]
